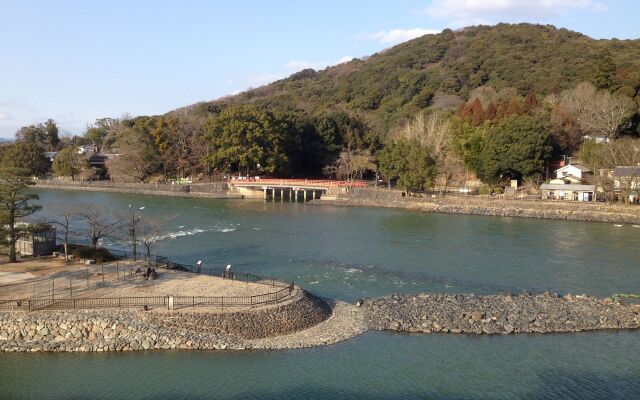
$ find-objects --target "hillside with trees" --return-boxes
[3,24,640,196]
[190,23,640,135]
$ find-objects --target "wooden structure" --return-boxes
[16,226,57,257]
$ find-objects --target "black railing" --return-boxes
[0,282,295,311]
[101,246,287,287]
[0,244,295,311]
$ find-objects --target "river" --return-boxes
[1,189,638,399]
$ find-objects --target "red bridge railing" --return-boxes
[230,178,367,188]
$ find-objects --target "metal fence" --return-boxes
[0,244,296,311]
[106,247,287,288]
[0,282,295,311]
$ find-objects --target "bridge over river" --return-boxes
[229,178,367,202]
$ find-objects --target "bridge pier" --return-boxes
[235,182,327,203]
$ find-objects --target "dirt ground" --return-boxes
[0,256,139,299]
[0,256,89,279]
[85,270,280,298]
[0,256,284,302]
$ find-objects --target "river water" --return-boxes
[1,190,638,399]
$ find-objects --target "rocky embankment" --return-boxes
[363,292,640,334]
[2,291,639,353]
[319,188,640,224]
[0,290,332,352]
[34,180,239,199]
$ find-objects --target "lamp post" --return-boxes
[129,205,144,261]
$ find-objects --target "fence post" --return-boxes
[101,263,105,284]
[117,261,119,280]
[86,269,89,289]
[69,274,73,298]
[51,278,55,302]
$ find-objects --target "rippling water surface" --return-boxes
[1,190,638,399]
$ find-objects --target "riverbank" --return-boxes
[318,187,640,224]
[34,180,241,199]
[34,181,640,223]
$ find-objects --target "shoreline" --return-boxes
[34,182,242,200]
[314,188,640,224]
[1,292,638,353]
[34,182,640,224]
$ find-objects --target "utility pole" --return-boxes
[129,205,145,261]
[129,205,137,261]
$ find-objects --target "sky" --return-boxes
[0,0,639,138]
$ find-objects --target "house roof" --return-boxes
[540,184,595,191]
[556,163,592,173]
[613,166,640,178]
[562,174,582,182]
[44,151,58,159]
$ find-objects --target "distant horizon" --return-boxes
[1,0,639,138]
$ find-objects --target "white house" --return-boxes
[77,145,97,154]
[540,183,596,202]
[542,162,596,201]
[582,134,610,144]
[613,166,640,190]
[551,163,592,184]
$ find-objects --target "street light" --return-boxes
[129,205,144,261]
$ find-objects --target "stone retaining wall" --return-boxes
[2,290,639,352]
[320,188,640,224]
[0,290,331,352]
[363,292,640,334]
[34,180,238,199]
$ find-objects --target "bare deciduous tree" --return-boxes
[135,215,174,262]
[437,155,466,195]
[47,205,75,261]
[76,205,121,253]
[396,112,457,194]
[323,149,376,181]
[521,175,544,195]
[396,112,454,162]
[557,82,635,139]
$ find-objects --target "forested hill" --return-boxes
[6,24,640,190]
[181,23,640,133]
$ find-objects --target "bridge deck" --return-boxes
[230,178,366,188]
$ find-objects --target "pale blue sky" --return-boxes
[0,0,638,138]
